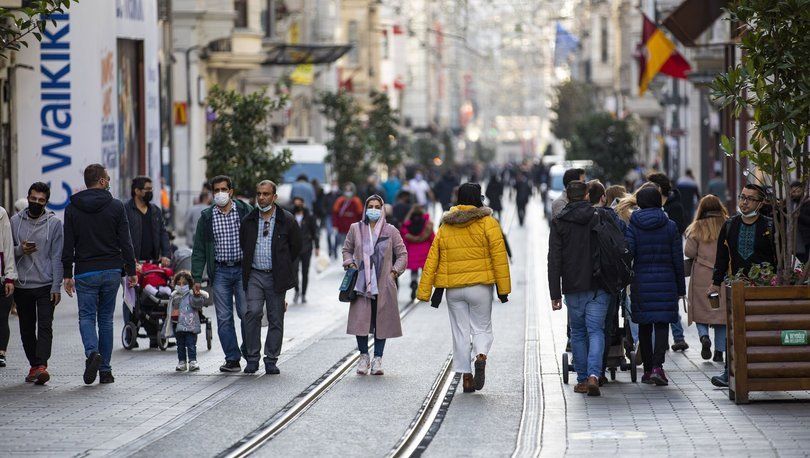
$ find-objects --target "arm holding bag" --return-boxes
[339,267,358,303]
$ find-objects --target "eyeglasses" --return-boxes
[262,220,271,237]
[738,194,763,203]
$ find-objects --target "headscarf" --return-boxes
[355,195,386,298]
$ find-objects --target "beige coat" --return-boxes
[342,221,408,338]
[685,236,726,325]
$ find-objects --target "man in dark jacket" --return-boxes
[548,181,611,396]
[62,164,137,385]
[515,172,532,226]
[647,172,689,351]
[240,180,302,375]
[709,184,776,387]
[434,171,460,211]
[191,175,253,372]
[124,176,171,343]
[323,180,342,259]
[291,196,319,304]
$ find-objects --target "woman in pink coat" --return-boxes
[343,195,408,376]
[400,205,434,300]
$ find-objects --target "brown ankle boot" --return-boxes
[474,354,487,390]
[462,373,475,393]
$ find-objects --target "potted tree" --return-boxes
[710,0,810,403]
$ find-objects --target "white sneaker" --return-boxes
[371,356,384,375]
[188,361,200,372]
[356,354,370,375]
[176,361,187,371]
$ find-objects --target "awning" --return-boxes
[262,44,353,66]
[662,0,729,46]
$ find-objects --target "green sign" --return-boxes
[781,330,808,346]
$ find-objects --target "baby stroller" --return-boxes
[561,290,638,384]
[122,262,174,351]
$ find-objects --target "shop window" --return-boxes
[235,0,248,28]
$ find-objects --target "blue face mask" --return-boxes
[366,208,382,222]
[177,284,190,294]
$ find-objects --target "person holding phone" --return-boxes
[10,183,63,385]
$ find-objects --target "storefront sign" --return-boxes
[781,330,808,346]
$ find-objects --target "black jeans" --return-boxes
[638,322,669,373]
[14,286,54,366]
[175,330,198,362]
[0,292,11,352]
[294,250,312,296]
[356,299,386,357]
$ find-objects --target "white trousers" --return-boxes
[446,284,494,373]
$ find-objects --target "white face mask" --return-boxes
[214,192,230,207]
[739,206,758,218]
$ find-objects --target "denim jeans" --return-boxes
[696,323,727,352]
[670,314,685,342]
[565,289,611,383]
[212,265,247,362]
[175,331,198,362]
[75,270,121,372]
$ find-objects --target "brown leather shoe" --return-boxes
[473,354,487,390]
[574,382,588,394]
[587,375,601,397]
[462,373,475,393]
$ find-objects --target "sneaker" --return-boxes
[671,341,689,352]
[711,370,729,387]
[700,335,712,360]
[84,352,102,385]
[188,361,200,372]
[473,354,486,390]
[587,375,601,396]
[462,373,475,393]
[34,367,50,385]
[265,361,280,375]
[713,351,724,363]
[176,361,188,371]
[99,371,115,384]
[25,367,38,383]
[244,361,260,374]
[371,356,384,375]
[356,354,370,375]
[641,371,654,384]
[651,367,669,386]
[573,382,588,394]
[0,354,6,367]
[219,360,241,373]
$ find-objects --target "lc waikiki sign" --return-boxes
[14,0,161,214]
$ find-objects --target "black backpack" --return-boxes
[590,209,633,294]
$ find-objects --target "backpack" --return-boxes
[590,209,633,294]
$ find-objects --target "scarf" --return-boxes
[355,196,387,298]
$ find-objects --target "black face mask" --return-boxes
[294,204,304,212]
[143,191,154,203]
[28,202,45,217]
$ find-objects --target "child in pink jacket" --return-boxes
[401,206,434,300]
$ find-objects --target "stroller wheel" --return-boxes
[629,351,638,383]
[562,353,570,384]
[206,322,213,350]
[158,334,169,351]
[122,323,137,350]
[610,368,617,381]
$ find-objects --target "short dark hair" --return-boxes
[566,181,588,202]
[790,181,804,189]
[84,164,107,188]
[131,176,152,197]
[297,174,308,181]
[647,172,672,196]
[587,180,605,205]
[211,175,232,190]
[28,182,50,201]
[744,183,766,200]
[457,182,484,207]
[173,270,195,287]
[563,168,585,188]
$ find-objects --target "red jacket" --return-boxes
[332,196,364,234]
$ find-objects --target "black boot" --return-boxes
[713,350,724,363]
[700,335,712,360]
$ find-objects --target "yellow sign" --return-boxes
[290,64,314,86]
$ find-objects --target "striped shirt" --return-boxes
[252,212,275,270]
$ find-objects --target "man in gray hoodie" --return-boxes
[10,182,63,385]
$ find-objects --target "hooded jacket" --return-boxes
[11,208,63,292]
[62,188,137,278]
[416,205,511,301]
[547,200,598,300]
[0,207,17,284]
[625,207,686,324]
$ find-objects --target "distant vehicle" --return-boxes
[273,141,330,207]
[543,160,595,221]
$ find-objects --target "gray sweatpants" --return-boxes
[244,270,286,364]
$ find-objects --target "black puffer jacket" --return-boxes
[547,201,598,300]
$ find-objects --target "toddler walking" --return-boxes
[167,271,207,371]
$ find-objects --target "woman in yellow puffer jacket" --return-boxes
[417,183,511,393]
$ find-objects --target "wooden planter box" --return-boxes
[726,283,810,404]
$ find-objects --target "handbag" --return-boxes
[339,267,358,303]
[684,258,694,278]
[430,288,445,308]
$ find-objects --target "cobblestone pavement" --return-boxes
[1,201,809,457]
